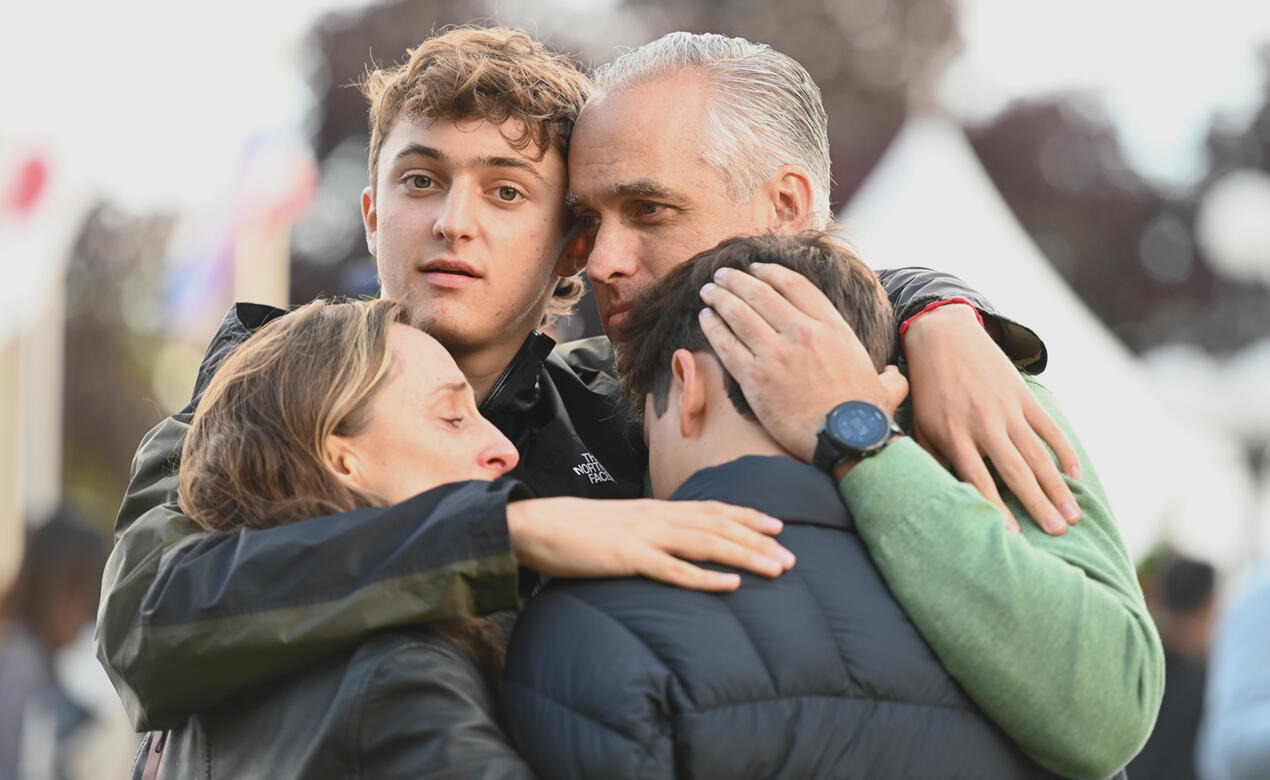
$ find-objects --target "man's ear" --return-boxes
[672,349,707,439]
[761,164,814,234]
[324,434,365,492]
[361,186,378,257]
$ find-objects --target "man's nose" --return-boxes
[585,222,639,285]
[433,180,479,243]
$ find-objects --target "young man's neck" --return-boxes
[663,414,790,498]
[692,419,789,474]
[449,330,537,405]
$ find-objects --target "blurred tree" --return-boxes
[62,206,176,529]
[1205,45,1270,178]
[969,50,1270,356]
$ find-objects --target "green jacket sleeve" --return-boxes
[839,375,1163,779]
[94,413,526,731]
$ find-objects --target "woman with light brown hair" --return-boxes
[147,297,535,778]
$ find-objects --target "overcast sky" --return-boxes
[4,0,1269,211]
[945,0,1270,186]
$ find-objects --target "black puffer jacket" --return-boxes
[502,456,1062,779]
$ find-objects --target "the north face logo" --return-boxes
[572,452,615,484]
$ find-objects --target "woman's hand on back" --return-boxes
[506,497,795,591]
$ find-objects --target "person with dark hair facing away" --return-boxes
[0,509,107,780]
[1128,554,1217,779]
[502,232,1129,778]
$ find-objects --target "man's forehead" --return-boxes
[566,81,712,204]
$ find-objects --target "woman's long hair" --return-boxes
[178,298,509,680]
[179,298,404,531]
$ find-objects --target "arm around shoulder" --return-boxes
[96,415,526,729]
[839,374,1163,778]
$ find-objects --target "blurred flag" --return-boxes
[0,142,92,343]
[162,131,317,342]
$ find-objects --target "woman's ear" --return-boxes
[324,434,364,491]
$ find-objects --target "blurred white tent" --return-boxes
[840,116,1258,568]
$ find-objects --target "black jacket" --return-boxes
[143,627,534,780]
[502,456,1060,779]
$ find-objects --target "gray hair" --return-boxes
[591,32,832,229]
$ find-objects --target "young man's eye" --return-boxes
[407,175,434,190]
[497,186,522,202]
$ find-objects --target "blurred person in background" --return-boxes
[142,298,536,777]
[95,24,1157,778]
[0,509,107,780]
[1128,554,1217,779]
[1197,561,1270,780]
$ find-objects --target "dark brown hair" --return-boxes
[0,508,106,656]
[360,26,591,320]
[617,231,895,420]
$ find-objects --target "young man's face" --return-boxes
[567,75,776,337]
[363,116,574,353]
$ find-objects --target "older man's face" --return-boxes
[567,74,775,337]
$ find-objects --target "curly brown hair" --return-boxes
[360,26,592,320]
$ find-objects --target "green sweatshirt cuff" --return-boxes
[838,437,964,527]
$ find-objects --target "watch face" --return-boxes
[829,402,891,448]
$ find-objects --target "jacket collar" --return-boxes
[478,331,556,429]
[669,455,853,532]
[188,302,287,412]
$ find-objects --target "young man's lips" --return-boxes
[419,260,481,288]
[422,269,480,288]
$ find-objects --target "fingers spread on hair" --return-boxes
[709,266,802,333]
[700,307,755,374]
[748,262,844,323]
[699,281,777,354]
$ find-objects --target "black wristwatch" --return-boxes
[812,400,905,474]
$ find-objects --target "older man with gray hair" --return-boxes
[554,31,1161,778]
